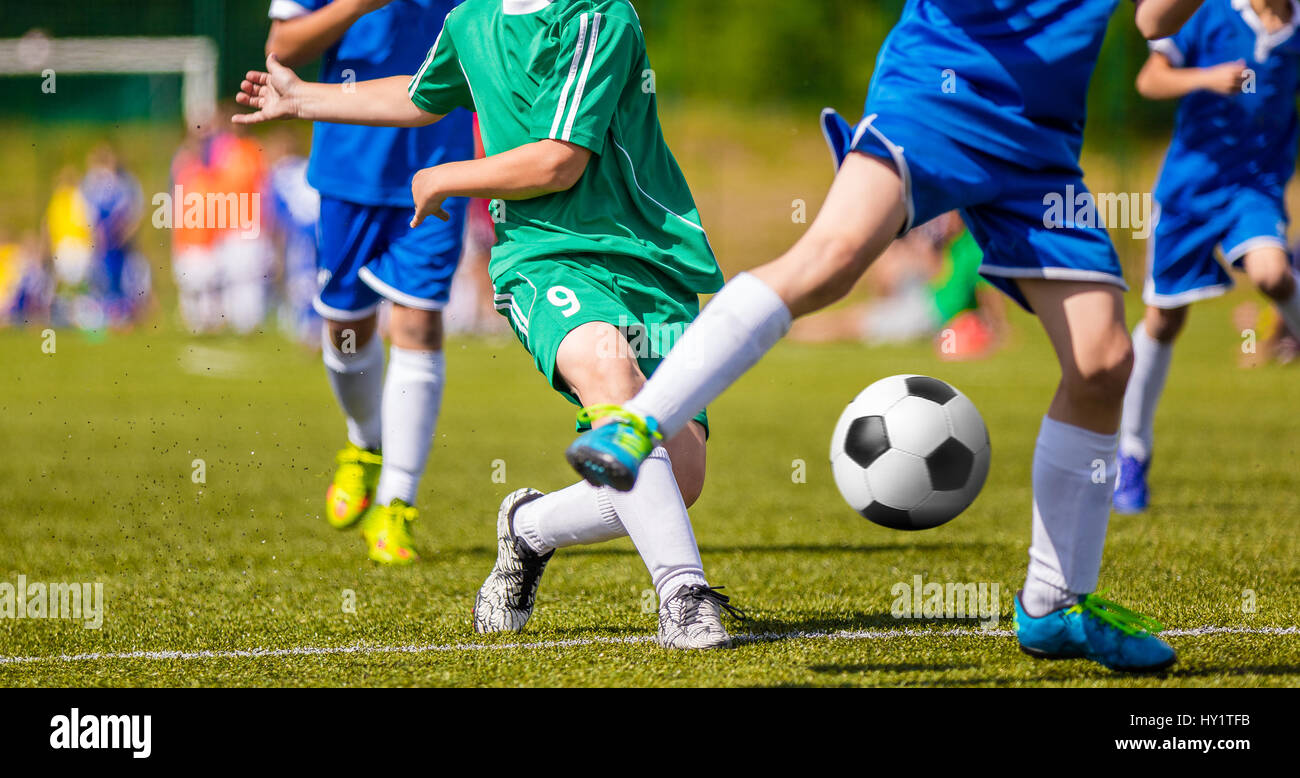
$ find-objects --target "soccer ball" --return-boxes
[830,375,990,531]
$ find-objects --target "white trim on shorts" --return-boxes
[852,114,916,236]
[312,296,381,322]
[979,264,1130,290]
[357,266,446,312]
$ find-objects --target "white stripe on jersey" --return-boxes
[409,20,449,98]
[562,12,602,142]
[550,13,590,140]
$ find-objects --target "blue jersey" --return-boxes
[268,0,474,207]
[1151,0,1300,208]
[867,0,1121,170]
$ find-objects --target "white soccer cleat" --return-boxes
[657,584,746,650]
[473,488,554,634]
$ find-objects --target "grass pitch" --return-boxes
[1,293,1298,687]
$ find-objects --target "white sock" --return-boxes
[1276,274,1300,337]
[321,328,384,451]
[1118,321,1174,462]
[374,347,445,506]
[626,273,791,438]
[513,481,625,554]
[1022,417,1117,618]
[605,447,708,603]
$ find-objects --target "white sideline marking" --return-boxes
[0,626,1295,667]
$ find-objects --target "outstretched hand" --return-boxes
[233,54,304,125]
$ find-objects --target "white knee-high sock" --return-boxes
[321,327,384,451]
[513,481,626,554]
[625,273,791,438]
[1275,273,1300,337]
[605,447,708,603]
[374,347,445,506]
[1119,321,1174,462]
[1022,417,1118,617]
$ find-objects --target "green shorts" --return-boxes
[493,254,710,435]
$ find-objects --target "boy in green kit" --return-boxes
[235,0,745,649]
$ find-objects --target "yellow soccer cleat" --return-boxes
[325,445,382,530]
[360,500,421,565]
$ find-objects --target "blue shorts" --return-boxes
[1144,191,1291,309]
[846,112,1125,313]
[314,195,467,320]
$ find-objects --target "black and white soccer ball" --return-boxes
[830,375,990,531]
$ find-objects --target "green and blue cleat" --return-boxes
[564,405,662,492]
[1015,591,1176,673]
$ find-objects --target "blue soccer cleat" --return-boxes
[1113,454,1150,514]
[1015,591,1176,673]
[565,405,662,492]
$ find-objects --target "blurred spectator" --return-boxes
[264,129,321,348]
[81,143,151,327]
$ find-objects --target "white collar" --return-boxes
[1231,0,1300,61]
[503,0,553,14]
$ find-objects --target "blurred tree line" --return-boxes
[1,0,1172,140]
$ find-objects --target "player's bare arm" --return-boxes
[266,0,397,67]
[1134,0,1207,39]
[409,141,592,227]
[1136,52,1247,99]
[233,55,438,128]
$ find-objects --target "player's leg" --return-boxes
[352,206,464,565]
[1012,278,1175,672]
[320,312,385,528]
[1241,246,1300,336]
[566,152,907,488]
[315,197,387,532]
[1115,304,1188,513]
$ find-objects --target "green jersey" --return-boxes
[408,0,723,296]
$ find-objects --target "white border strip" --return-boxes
[1,625,1294,666]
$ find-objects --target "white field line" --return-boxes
[0,625,1295,667]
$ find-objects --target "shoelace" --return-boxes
[575,405,664,446]
[680,585,749,624]
[1067,592,1163,637]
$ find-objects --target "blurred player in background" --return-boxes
[81,143,151,328]
[170,124,224,334]
[264,129,322,348]
[790,211,1005,360]
[264,0,474,564]
[443,116,508,336]
[1116,0,1300,514]
[566,0,1208,672]
[209,122,271,335]
[43,165,95,325]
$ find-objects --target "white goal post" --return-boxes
[0,33,218,125]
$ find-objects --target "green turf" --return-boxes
[1,293,1297,687]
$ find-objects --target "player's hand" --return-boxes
[1201,60,1248,95]
[233,54,303,125]
[411,167,452,228]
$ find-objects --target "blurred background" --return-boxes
[0,0,1281,355]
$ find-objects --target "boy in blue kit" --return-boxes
[1116,0,1300,513]
[265,0,473,563]
[567,0,1206,672]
